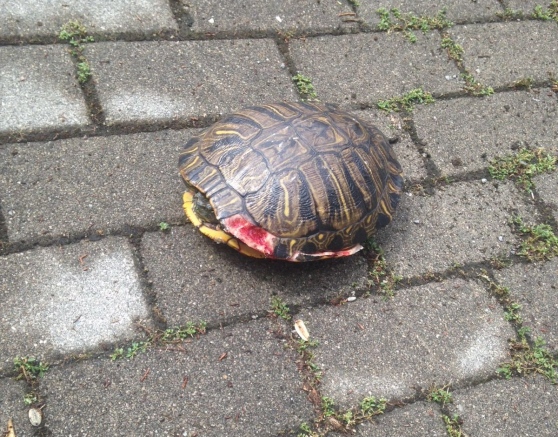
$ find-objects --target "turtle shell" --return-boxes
[179,102,403,261]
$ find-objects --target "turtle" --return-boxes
[178,102,403,262]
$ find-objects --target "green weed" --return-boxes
[504,302,523,323]
[462,73,494,96]
[366,240,401,297]
[488,148,556,192]
[292,73,318,101]
[532,1,558,21]
[13,357,49,381]
[111,321,207,360]
[510,77,534,90]
[497,328,558,383]
[443,414,464,437]
[377,87,434,113]
[59,20,94,84]
[270,296,291,321]
[376,7,453,42]
[427,386,453,405]
[441,35,464,65]
[158,222,170,231]
[497,8,524,20]
[511,217,558,261]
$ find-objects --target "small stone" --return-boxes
[208,17,214,24]
[347,296,356,302]
[276,16,283,23]
[498,236,504,242]
[481,178,488,183]
[29,408,42,426]
[413,220,420,224]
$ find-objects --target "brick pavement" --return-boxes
[1,1,557,436]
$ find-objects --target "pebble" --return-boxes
[413,220,420,224]
[481,178,487,183]
[347,296,356,302]
[29,408,42,426]
[498,236,504,242]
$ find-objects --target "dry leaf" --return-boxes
[294,319,309,341]
[4,418,16,437]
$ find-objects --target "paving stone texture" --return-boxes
[448,376,558,436]
[359,0,503,27]
[0,45,90,136]
[0,129,196,242]
[494,258,558,353]
[1,1,558,436]
[0,237,149,370]
[414,89,558,177]
[351,401,446,436]
[41,319,313,436]
[289,32,463,107]
[181,0,356,34]
[86,39,296,126]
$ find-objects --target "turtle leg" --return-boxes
[183,191,265,258]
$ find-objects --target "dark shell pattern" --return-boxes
[179,102,403,259]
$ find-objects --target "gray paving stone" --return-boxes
[0,237,149,369]
[535,171,558,223]
[182,0,355,34]
[141,226,368,326]
[494,258,558,352]
[0,130,194,242]
[376,180,538,278]
[86,40,296,126]
[448,376,558,436]
[450,21,558,88]
[359,0,503,28]
[289,32,463,107]
[41,318,313,436]
[352,402,446,437]
[0,378,34,437]
[353,109,427,182]
[0,45,90,136]
[414,89,558,177]
[295,278,514,408]
[504,0,543,15]
[0,0,177,40]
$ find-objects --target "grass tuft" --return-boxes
[377,87,434,113]
[488,147,556,192]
